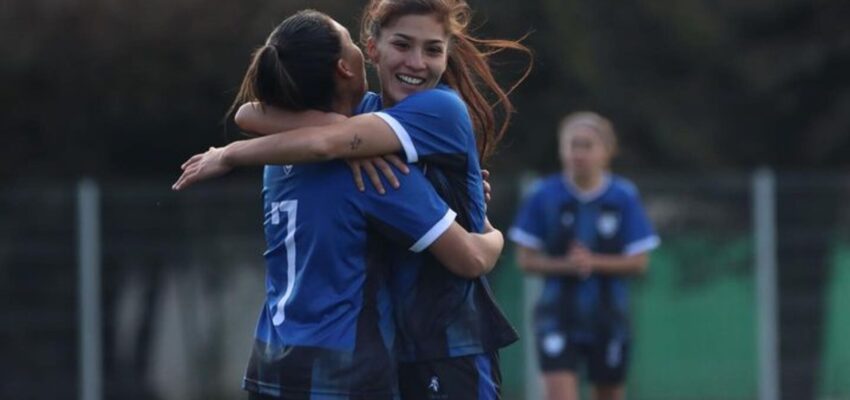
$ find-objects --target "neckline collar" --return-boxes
[561,173,611,203]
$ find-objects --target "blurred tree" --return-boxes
[0,0,357,181]
[3,0,849,180]
[470,0,850,173]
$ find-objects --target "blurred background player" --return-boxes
[509,111,660,400]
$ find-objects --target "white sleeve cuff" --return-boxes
[624,235,660,255]
[508,227,544,250]
[410,209,457,252]
[374,112,418,163]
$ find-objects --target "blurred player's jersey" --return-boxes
[509,174,660,341]
[243,160,455,398]
[356,86,519,362]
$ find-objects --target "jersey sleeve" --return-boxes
[372,89,471,163]
[353,91,382,115]
[620,184,660,255]
[508,183,547,250]
[363,165,457,253]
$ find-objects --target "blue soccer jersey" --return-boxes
[356,86,519,361]
[509,174,660,341]
[243,160,456,398]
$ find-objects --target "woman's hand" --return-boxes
[566,242,594,278]
[347,154,409,194]
[482,169,492,203]
[172,147,233,190]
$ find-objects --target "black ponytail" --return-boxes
[227,10,342,121]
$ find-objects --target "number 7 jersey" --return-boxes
[244,160,456,399]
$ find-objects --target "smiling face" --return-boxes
[367,13,449,107]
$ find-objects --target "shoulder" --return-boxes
[354,91,382,114]
[524,174,563,199]
[541,174,568,192]
[608,174,642,201]
[400,85,467,115]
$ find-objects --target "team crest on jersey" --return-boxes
[542,332,566,356]
[428,376,440,393]
[282,165,293,175]
[597,212,619,238]
[561,211,574,227]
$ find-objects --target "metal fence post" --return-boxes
[753,168,779,400]
[517,173,544,400]
[523,276,542,400]
[78,179,102,400]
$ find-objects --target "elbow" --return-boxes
[633,255,650,275]
[514,259,526,272]
[471,253,495,278]
[306,136,337,161]
[458,260,488,279]
[307,125,364,161]
[451,252,491,279]
[234,102,259,131]
[457,269,484,280]
[515,252,533,273]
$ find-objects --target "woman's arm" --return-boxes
[588,252,650,275]
[516,243,650,277]
[236,102,409,193]
[234,102,345,136]
[173,114,403,190]
[429,219,504,279]
[515,244,592,278]
[223,113,402,165]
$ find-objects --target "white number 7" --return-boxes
[270,200,298,326]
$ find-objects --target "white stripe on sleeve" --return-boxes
[374,112,418,163]
[624,235,661,255]
[508,227,544,250]
[410,209,457,252]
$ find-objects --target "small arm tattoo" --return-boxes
[349,134,363,150]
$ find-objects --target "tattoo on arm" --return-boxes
[349,134,363,151]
